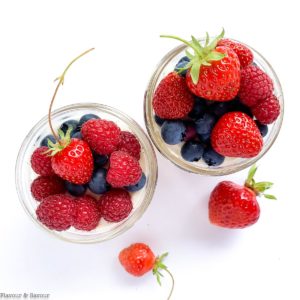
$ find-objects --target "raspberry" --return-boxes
[81,119,121,155]
[107,151,142,188]
[31,175,65,201]
[99,189,132,222]
[118,131,141,160]
[251,95,280,125]
[31,146,54,176]
[238,65,274,107]
[36,194,75,231]
[73,195,101,231]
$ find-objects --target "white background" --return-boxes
[0,1,299,299]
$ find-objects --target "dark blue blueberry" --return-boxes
[231,98,253,118]
[78,114,100,128]
[93,153,108,167]
[126,173,146,192]
[88,168,110,194]
[154,115,166,127]
[161,121,186,145]
[181,141,204,162]
[255,121,268,137]
[177,56,190,63]
[210,101,232,117]
[71,131,82,139]
[188,97,207,119]
[40,134,56,147]
[198,133,211,144]
[60,119,79,135]
[174,57,190,76]
[195,113,216,135]
[65,182,86,196]
[203,147,225,166]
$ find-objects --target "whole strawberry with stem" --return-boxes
[209,165,276,229]
[161,29,241,101]
[119,243,174,299]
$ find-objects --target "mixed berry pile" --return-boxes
[30,114,146,232]
[153,32,281,166]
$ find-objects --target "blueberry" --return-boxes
[231,98,253,118]
[78,114,100,128]
[65,182,86,196]
[188,97,207,119]
[154,115,166,127]
[93,153,108,167]
[210,101,232,117]
[195,113,216,135]
[198,132,211,143]
[255,120,268,137]
[161,121,186,145]
[88,168,110,194]
[40,134,56,147]
[126,173,146,192]
[60,119,79,135]
[71,131,82,139]
[181,141,204,162]
[203,147,225,166]
[174,56,190,76]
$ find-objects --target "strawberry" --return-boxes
[152,72,194,119]
[118,131,141,160]
[107,151,142,187]
[31,146,54,176]
[251,94,280,125]
[217,39,253,68]
[211,112,263,158]
[49,128,93,185]
[119,243,174,296]
[239,65,274,107]
[81,119,121,155]
[161,30,240,101]
[209,165,276,228]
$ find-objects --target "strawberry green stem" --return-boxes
[48,48,95,142]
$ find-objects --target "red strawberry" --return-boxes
[217,39,253,68]
[211,112,263,158]
[239,65,274,107]
[81,119,121,155]
[161,30,240,101]
[99,189,132,222]
[118,131,141,160]
[153,72,194,119]
[36,194,76,231]
[251,94,280,125]
[31,146,54,176]
[31,175,65,201]
[107,151,142,188]
[73,195,101,231]
[209,165,276,228]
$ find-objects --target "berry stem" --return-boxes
[165,268,175,300]
[48,48,95,142]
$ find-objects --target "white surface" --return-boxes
[0,1,298,299]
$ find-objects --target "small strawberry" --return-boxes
[81,119,121,155]
[217,39,253,68]
[118,131,141,160]
[251,94,280,125]
[161,29,240,101]
[152,72,194,119]
[36,194,76,231]
[209,165,276,229]
[31,175,65,201]
[211,112,263,158]
[239,65,274,107]
[107,151,142,188]
[119,243,174,298]
[73,195,101,231]
[99,189,132,222]
[31,146,54,176]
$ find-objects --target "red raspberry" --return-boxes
[31,175,65,201]
[251,94,280,125]
[217,39,253,68]
[81,119,121,155]
[107,151,142,188]
[31,146,54,176]
[238,65,274,107]
[118,131,141,160]
[99,189,132,222]
[73,195,101,231]
[36,194,75,231]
